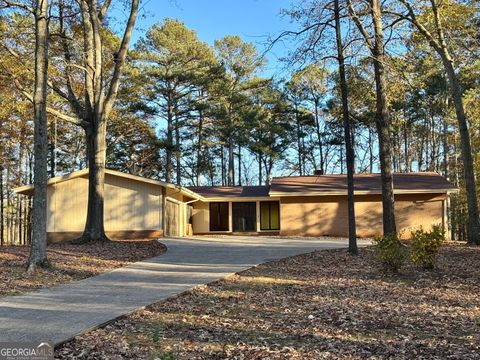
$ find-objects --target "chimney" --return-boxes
[313,169,324,176]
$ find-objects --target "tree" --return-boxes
[397,0,480,244]
[334,0,357,254]
[214,36,264,185]
[347,0,397,235]
[28,0,49,270]
[0,0,50,268]
[49,0,139,242]
[135,19,217,185]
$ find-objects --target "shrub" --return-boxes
[410,225,444,269]
[374,233,408,272]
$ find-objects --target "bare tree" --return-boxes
[334,0,357,253]
[0,0,50,269]
[347,0,397,235]
[397,0,479,244]
[28,0,49,269]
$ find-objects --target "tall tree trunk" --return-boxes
[258,153,263,185]
[314,99,325,174]
[220,146,225,186]
[403,118,409,172]
[28,0,49,271]
[334,0,357,254]
[443,97,449,179]
[370,0,396,235]
[398,0,480,243]
[196,108,204,186]
[368,127,374,173]
[165,102,173,183]
[81,120,108,242]
[443,58,480,244]
[228,139,234,186]
[295,105,303,175]
[0,166,4,246]
[175,115,181,185]
[237,145,242,186]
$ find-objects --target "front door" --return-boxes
[232,202,256,232]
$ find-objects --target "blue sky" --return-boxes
[130,0,295,78]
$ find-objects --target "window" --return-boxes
[209,202,229,231]
[232,202,256,232]
[260,201,280,230]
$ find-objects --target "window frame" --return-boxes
[209,202,229,231]
[260,201,280,231]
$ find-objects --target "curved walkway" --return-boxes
[0,236,370,345]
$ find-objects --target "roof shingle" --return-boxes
[269,172,456,195]
[187,186,270,198]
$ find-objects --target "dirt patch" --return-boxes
[54,242,480,359]
[0,239,166,297]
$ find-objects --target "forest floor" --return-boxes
[55,242,480,360]
[0,240,166,297]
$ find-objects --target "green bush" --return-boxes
[410,225,444,269]
[374,233,408,272]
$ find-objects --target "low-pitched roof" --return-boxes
[269,172,457,196]
[187,186,270,199]
[14,168,204,200]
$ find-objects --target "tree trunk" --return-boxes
[295,105,303,175]
[196,108,204,186]
[403,118,409,172]
[371,0,396,235]
[237,145,242,186]
[28,0,49,271]
[0,166,4,246]
[314,99,325,174]
[368,127,374,173]
[335,0,357,254]
[442,57,480,244]
[443,96,449,179]
[220,146,225,186]
[79,119,108,243]
[258,153,263,185]
[165,102,173,183]
[228,139,234,186]
[175,115,181,185]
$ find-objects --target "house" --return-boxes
[14,169,457,242]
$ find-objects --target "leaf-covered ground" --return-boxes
[0,239,166,297]
[56,243,480,359]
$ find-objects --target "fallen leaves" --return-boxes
[0,239,166,297]
[56,242,480,359]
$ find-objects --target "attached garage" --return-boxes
[14,169,201,242]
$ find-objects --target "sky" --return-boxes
[129,0,295,78]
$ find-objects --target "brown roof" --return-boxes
[269,172,456,195]
[187,186,270,198]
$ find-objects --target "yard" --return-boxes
[0,240,166,297]
[56,243,480,359]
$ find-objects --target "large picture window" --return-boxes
[260,201,280,230]
[232,202,256,232]
[209,202,229,231]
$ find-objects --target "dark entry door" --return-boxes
[232,202,256,232]
[210,202,229,231]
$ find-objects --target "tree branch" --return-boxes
[103,0,139,118]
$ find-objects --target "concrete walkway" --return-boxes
[0,236,370,345]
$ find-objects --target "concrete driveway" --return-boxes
[0,236,370,346]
